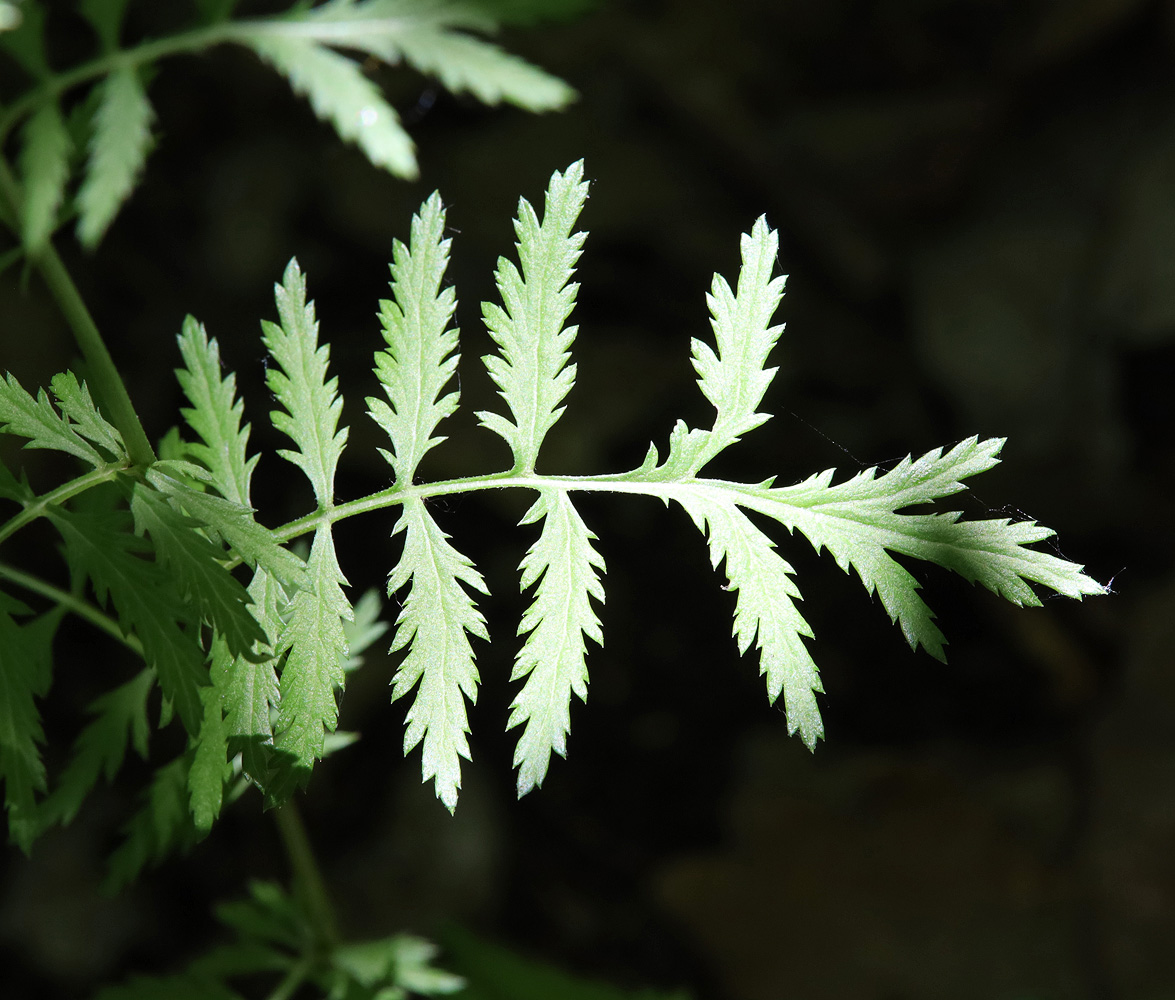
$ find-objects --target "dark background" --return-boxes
[2,1,1172,997]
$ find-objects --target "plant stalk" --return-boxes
[0,158,156,468]
[273,801,340,950]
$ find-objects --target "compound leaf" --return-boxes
[272,526,352,786]
[508,490,604,795]
[0,372,105,467]
[367,191,460,486]
[262,259,349,509]
[656,216,786,478]
[740,436,1108,659]
[129,481,266,660]
[678,493,823,748]
[18,100,71,252]
[50,371,126,461]
[0,599,58,851]
[389,497,487,812]
[175,317,257,507]
[38,668,153,831]
[147,467,308,590]
[76,66,154,248]
[478,160,589,472]
[393,26,574,112]
[49,507,206,735]
[244,34,416,179]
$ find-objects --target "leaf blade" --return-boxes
[508,490,604,795]
[367,191,460,486]
[388,497,487,811]
[476,160,589,472]
[76,66,154,248]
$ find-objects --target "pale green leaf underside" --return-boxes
[176,317,257,507]
[367,191,460,486]
[263,0,573,112]
[263,259,349,508]
[274,525,352,777]
[18,100,71,252]
[478,159,589,472]
[388,497,487,812]
[76,66,154,248]
[244,34,416,179]
[508,489,604,796]
[677,493,823,748]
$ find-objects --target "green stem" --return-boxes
[0,560,140,652]
[273,801,339,950]
[32,243,158,467]
[0,157,156,467]
[0,464,126,546]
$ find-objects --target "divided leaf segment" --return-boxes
[0,160,1105,854]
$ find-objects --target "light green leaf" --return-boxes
[130,481,267,660]
[76,66,154,248]
[262,259,349,508]
[367,191,460,486]
[264,0,573,111]
[392,26,574,111]
[477,160,589,472]
[508,489,604,795]
[18,100,72,252]
[49,507,207,735]
[37,669,153,831]
[273,525,352,783]
[0,372,105,466]
[50,371,125,460]
[654,216,786,478]
[389,497,487,812]
[0,601,58,851]
[175,316,258,507]
[221,568,285,787]
[678,493,823,748]
[244,34,416,179]
[739,437,1108,659]
[188,663,232,833]
[147,467,309,590]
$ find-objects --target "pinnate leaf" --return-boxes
[129,481,267,660]
[678,493,823,748]
[389,497,487,811]
[655,216,786,478]
[262,259,349,508]
[368,191,460,486]
[38,669,153,831]
[76,66,154,248]
[18,100,71,252]
[0,598,58,851]
[741,436,1108,660]
[49,506,206,734]
[175,317,257,507]
[508,490,604,795]
[272,526,352,788]
[478,160,589,472]
[244,34,416,179]
[0,372,105,467]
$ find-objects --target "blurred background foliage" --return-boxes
[1,0,1171,997]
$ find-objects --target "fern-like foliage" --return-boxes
[0,0,574,252]
[0,160,1105,857]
